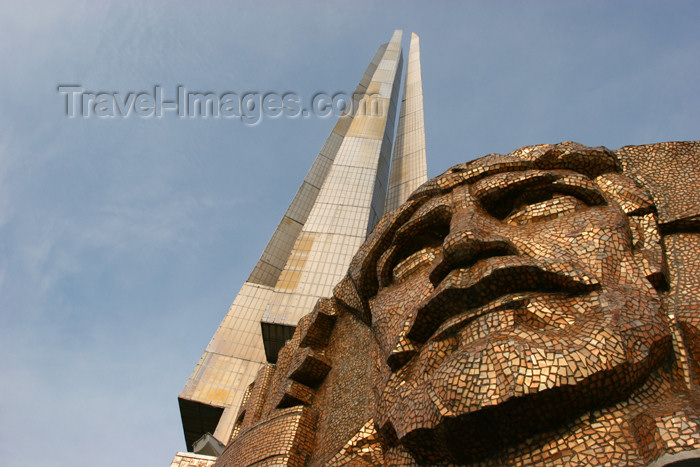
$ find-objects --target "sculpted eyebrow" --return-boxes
[472,170,607,209]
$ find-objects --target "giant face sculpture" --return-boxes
[355,143,671,463]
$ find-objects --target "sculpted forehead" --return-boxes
[407,142,619,204]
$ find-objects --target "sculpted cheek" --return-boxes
[371,272,435,361]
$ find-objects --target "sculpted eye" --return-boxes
[502,192,587,225]
[392,245,441,284]
[378,214,450,287]
[480,174,607,224]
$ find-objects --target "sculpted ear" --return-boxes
[594,173,666,289]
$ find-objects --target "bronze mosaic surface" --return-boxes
[214,141,700,466]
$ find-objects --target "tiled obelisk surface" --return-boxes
[260,30,404,361]
[385,33,428,212]
[178,30,429,450]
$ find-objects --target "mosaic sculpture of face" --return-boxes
[369,164,670,461]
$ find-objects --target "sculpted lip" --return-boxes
[406,255,600,344]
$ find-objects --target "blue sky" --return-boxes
[1,1,698,466]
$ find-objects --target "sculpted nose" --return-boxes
[428,215,518,287]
